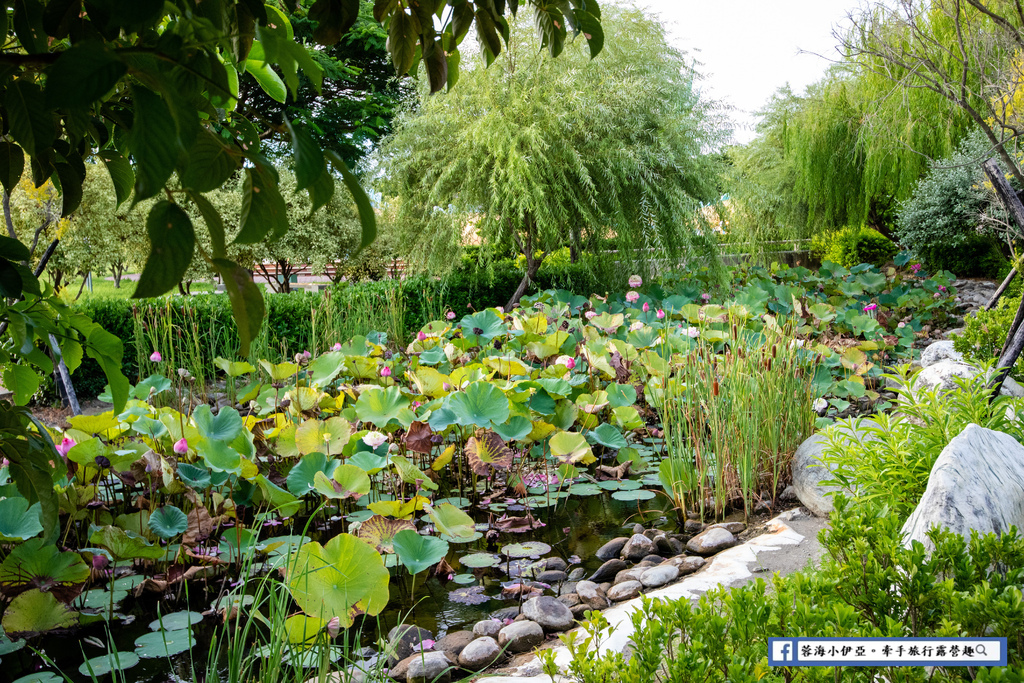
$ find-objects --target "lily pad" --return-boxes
[446,381,510,430]
[286,451,340,497]
[459,552,501,569]
[135,628,196,658]
[597,480,622,491]
[500,541,551,559]
[453,573,476,585]
[0,632,25,656]
[148,505,188,540]
[79,651,140,677]
[14,673,61,683]
[149,611,202,631]
[288,534,389,627]
[611,489,656,501]
[448,585,492,605]
[427,502,477,542]
[357,515,415,553]
[0,497,43,541]
[569,483,602,496]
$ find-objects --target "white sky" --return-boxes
[629,0,861,144]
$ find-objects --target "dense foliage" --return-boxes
[810,226,898,268]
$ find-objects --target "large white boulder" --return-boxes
[911,360,1024,397]
[919,340,964,367]
[791,420,877,516]
[901,424,1024,551]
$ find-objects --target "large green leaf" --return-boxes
[148,505,188,540]
[285,117,325,191]
[327,150,376,251]
[0,538,89,593]
[309,0,360,44]
[0,141,24,195]
[286,452,340,497]
[5,80,54,158]
[447,381,510,429]
[212,258,265,357]
[389,454,438,491]
[0,497,43,541]
[549,430,595,465]
[354,386,410,427]
[392,529,449,575]
[89,526,165,560]
[2,589,79,636]
[312,463,370,500]
[3,365,40,406]
[236,165,288,243]
[459,310,505,346]
[98,150,134,207]
[129,85,180,200]
[287,534,389,626]
[134,201,195,298]
[45,42,126,109]
[294,416,351,455]
[426,502,476,542]
[192,405,244,442]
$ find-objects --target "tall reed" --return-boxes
[659,319,816,521]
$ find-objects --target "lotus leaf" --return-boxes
[357,515,415,552]
[66,411,122,439]
[460,552,501,568]
[0,632,25,656]
[483,355,530,377]
[588,423,628,450]
[260,360,300,381]
[192,405,244,442]
[367,497,427,519]
[612,406,644,431]
[135,628,196,658]
[285,386,325,415]
[90,526,165,560]
[526,330,571,360]
[14,672,60,683]
[568,482,601,496]
[404,420,435,454]
[459,310,505,346]
[589,312,623,333]
[0,538,89,598]
[2,589,79,635]
[287,534,389,626]
[426,502,476,542]
[313,464,371,500]
[348,450,389,474]
[286,452,340,497]
[354,386,409,426]
[612,489,656,502]
[0,497,42,541]
[549,431,595,465]
[494,416,532,441]
[447,381,510,429]
[177,462,212,489]
[295,416,351,455]
[576,391,609,414]
[148,505,188,540]
[500,541,551,558]
[253,474,302,516]
[79,651,140,676]
[464,430,514,478]
[406,367,450,398]
[389,455,438,491]
[214,357,256,377]
[606,383,638,408]
[528,389,556,415]
[284,614,327,644]
[453,573,476,585]
[66,436,111,468]
[393,529,449,575]
[198,438,242,474]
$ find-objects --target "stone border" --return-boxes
[476,510,808,682]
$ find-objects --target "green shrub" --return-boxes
[811,226,897,268]
[896,129,1008,277]
[548,497,1024,682]
[954,295,1022,380]
[819,365,1024,516]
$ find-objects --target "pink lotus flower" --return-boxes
[911,263,922,274]
[443,382,452,392]
[496,306,504,314]
[933,292,942,299]
[898,322,906,328]
[863,303,878,312]
[327,617,341,638]
[56,436,76,457]
[565,357,576,370]
[656,309,665,319]
[302,350,312,360]
[625,291,639,303]
[149,351,162,362]
[331,343,343,351]
[173,438,188,455]
[446,311,456,320]
[939,285,947,292]
[417,331,427,341]
[628,275,642,288]
[701,293,711,302]
[585,310,597,320]
[381,366,392,377]
[262,518,282,527]
[642,302,650,312]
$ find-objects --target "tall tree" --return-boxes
[376,6,729,307]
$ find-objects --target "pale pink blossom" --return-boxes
[362,431,388,448]
[380,366,392,378]
[331,343,343,351]
[585,310,597,320]
[56,436,76,457]
[625,291,640,303]
[629,321,644,332]
[173,438,188,455]
[417,331,427,341]
[327,617,341,638]
[628,275,642,288]
[149,351,162,362]
[446,311,456,320]
[701,293,711,302]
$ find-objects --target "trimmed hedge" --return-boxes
[59,257,622,401]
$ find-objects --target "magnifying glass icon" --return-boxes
[975,644,988,656]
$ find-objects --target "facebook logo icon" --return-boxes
[770,639,797,664]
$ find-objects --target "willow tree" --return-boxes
[376,6,729,307]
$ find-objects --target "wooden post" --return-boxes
[986,267,1017,310]
[981,159,1024,397]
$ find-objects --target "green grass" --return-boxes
[51,275,217,301]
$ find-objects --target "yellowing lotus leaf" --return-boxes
[287,534,389,626]
[549,430,595,465]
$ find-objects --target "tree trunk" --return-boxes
[279,261,293,293]
[507,220,543,309]
[986,268,1017,311]
[112,263,124,288]
[3,192,16,241]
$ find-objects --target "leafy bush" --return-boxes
[897,130,1008,277]
[819,366,1024,516]
[953,296,1023,381]
[811,225,897,267]
[547,497,1024,682]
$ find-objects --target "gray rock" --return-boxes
[386,625,434,667]
[435,630,474,660]
[640,554,663,565]
[545,557,568,572]
[472,619,502,639]
[653,534,674,555]
[522,595,575,631]
[406,652,452,683]
[920,340,963,367]
[684,519,705,534]
[620,534,655,562]
[588,558,626,583]
[490,606,521,622]
[568,567,587,581]
[389,656,413,681]
[709,522,745,534]
[613,567,644,584]
[791,420,880,516]
[595,537,629,561]
[669,538,685,554]
[575,580,609,609]
[570,603,591,619]
[632,523,645,535]
[558,593,581,607]
[458,637,502,671]
[665,555,706,575]
[607,580,642,601]
[536,570,567,584]
[912,360,1024,398]
[558,580,578,597]
[686,527,736,555]
[497,620,545,653]
[902,424,1024,552]
[639,564,679,588]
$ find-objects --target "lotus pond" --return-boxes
[0,262,959,681]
